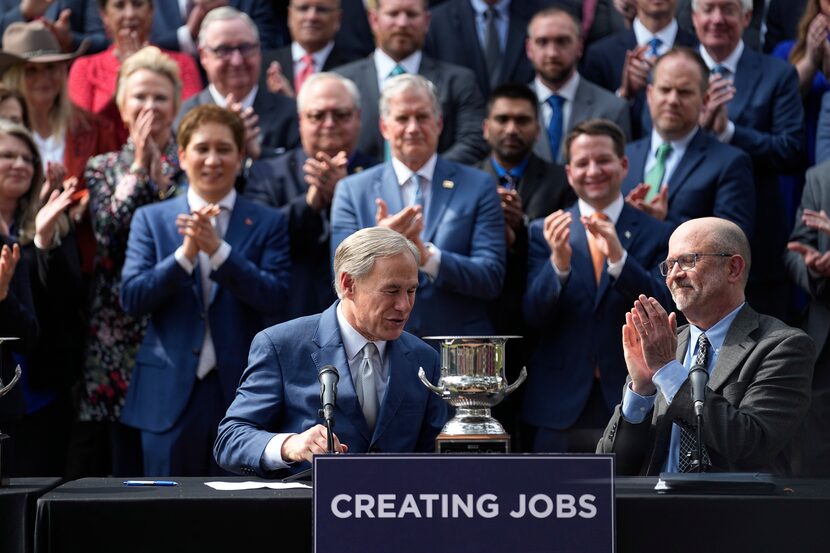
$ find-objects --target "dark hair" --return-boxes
[653,47,710,95]
[564,119,626,162]
[487,83,539,119]
[177,104,246,152]
[0,86,30,128]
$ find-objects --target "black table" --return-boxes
[1,478,62,553]
[34,477,830,552]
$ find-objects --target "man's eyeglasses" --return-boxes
[303,109,355,124]
[205,43,260,59]
[659,253,733,277]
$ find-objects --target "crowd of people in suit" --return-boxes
[0,0,829,480]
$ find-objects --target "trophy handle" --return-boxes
[418,367,446,396]
[0,365,21,398]
[503,367,527,397]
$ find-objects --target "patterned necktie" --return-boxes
[483,7,502,89]
[711,64,731,80]
[355,342,379,431]
[501,173,517,191]
[644,142,673,201]
[294,54,314,94]
[648,37,663,57]
[546,94,565,163]
[677,333,712,472]
[586,212,609,284]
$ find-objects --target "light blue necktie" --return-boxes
[648,37,662,57]
[411,174,424,208]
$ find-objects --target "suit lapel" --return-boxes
[377,163,404,216]
[666,129,706,203]
[501,10,527,83]
[729,49,759,121]
[311,304,372,441]
[360,61,382,155]
[455,1,488,85]
[425,158,456,242]
[627,138,650,186]
[570,80,594,133]
[569,205,596,297]
[709,305,757,391]
[372,339,409,443]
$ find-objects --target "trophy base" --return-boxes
[436,433,510,453]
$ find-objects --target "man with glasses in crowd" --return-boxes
[598,217,815,475]
[176,6,299,159]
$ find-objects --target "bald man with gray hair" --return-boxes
[598,217,815,475]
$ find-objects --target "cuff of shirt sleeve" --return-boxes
[33,232,60,251]
[717,120,736,143]
[552,259,570,283]
[174,246,196,274]
[208,241,231,270]
[420,242,441,280]
[261,433,296,471]
[653,359,688,405]
[621,381,656,423]
[177,25,197,55]
[607,250,628,279]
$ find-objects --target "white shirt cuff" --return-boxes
[552,259,570,283]
[208,241,231,270]
[420,242,441,280]
[607,250,628,279]
[177,25,197,55]
[261,432,296,471]
[33,232,60,250]
[175,246,196,274]
[717,120,736,143]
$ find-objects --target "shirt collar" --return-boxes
[470,0,510,17]
[187,186,237,212]
[374,48,422,79]
[336,302,388,364]
[688,302,745,363]
[577,193,624,224]
[632,17,678,50]
[391,153,438,185]
[534,71,580,102]
[208,83,258,110]
[491,155,530,180]
[699,40,744,73]
[291,40,335,65]
[650,125,698,156]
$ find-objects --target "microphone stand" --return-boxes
[695,413,706,473]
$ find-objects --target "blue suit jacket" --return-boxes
[622,128,755,240]
[522,203,672,430]
[330,158,506,337]
[214,302,447,477]
[150,0,286,51]
[119,193,291,433]
[0,0,107,53]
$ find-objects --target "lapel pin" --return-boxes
[353,166,364,173]
[442,180,454,189]
[244,217,253,226]
[624,230,631,239]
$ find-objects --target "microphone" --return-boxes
[318,365,339,423]
[688,363,708,418]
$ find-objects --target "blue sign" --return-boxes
[313,454,615,553]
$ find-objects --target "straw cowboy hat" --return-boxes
[0,21,88,71]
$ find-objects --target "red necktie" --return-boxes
[294,54,314,94]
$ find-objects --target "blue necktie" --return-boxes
[648,37,662,57]
[546,95,565,163]
[411,174,424,208]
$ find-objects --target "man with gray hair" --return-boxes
[245,72,378,320]
[215,226,447,476]
[598,217,815,475]
[175,6,299,159]
[330,73,505,338]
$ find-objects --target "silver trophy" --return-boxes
[0,337,21,486]
[418,336,526,452]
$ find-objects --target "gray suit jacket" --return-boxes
[597,304,815,475]
[335,54,489,164]
[533,75,632,164]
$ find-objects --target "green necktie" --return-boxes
[384,65,407,161]
[388,64,406,78]
[644,142,673,201]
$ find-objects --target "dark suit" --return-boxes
[785,160,830,475]
[214,302,447,477]
[119,193,291,475]
[764,0,806,53]
[330,158,506,338]
[176,88,300,158]
[541,0,625,46]
[533,76,632,163]
[260,42,358,90]
[523,203,672,434]
[597,304,815,475]
[581,26,698,138]
[0,0,107,53]
[335,55,489,164]
[622,128,755,239]
[424,0,537,97]
[333,0,375,59]
[150,0,286,51]
[244,148,378,320]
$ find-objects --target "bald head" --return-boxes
[673,217,751,282]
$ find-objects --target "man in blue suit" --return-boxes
[149,0,285,54]
[622,48,754,239]
[330,74,506,338]
[522,119,672,453]
[692,0,804,319]
[120,106,291,476]
[214,227,447,476]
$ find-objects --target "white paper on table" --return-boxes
[205,481,311,491]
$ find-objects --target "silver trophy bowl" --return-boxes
[418,336,526,436]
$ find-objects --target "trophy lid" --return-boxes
[423,336,522,340]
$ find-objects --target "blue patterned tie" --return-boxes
[546,95,565,163]
[648,37,662,57]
